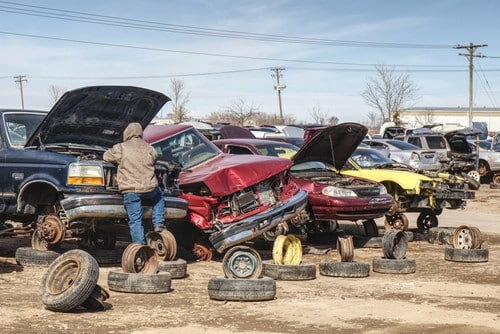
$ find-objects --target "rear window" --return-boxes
[425,136,447,149]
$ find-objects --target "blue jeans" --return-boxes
[123,187,165,244]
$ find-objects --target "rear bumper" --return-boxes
[209,189,308,253]
[60,194,188,221]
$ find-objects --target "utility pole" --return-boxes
[14,75,28,109]
[270,67,286,122]
[454,43,487,127]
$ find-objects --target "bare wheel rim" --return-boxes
[222,245,263,279]
[452,225,473,249]
[121,243,159,274]
[193,242,213,261]
[337,236,354,262]
[468,226,483,249]
[146,230,177,261]
[33,215,65,250]
[467,170,480,182]
[32,229,49,251]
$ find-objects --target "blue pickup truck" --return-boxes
[0,86,187,250]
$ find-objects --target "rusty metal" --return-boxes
[193,242,213,262]
[146,230,177,261]
[0,223,33,237]
[81,284,110,311]
[121,242,159,274]
[384,213,409,231]
[453,225,483,249]
[222,245,263,279]
[262,221,288,241]
[38,215,65,245]
[382,230,408,260]
[337,236,354,262]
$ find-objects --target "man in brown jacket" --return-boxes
[104,122,165,244]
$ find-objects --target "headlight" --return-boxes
[322,186,357,197]
[379,184,388,195]
[410,152,420,161]
[68,163,104,186]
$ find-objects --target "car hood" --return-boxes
[218,125,256,139]
[293,123,367,170]
[26,86,170,148]
[180,154,293,196]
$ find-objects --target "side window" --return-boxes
[407,137,421,148]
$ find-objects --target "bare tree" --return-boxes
[414,109,437,127]
[168,78,190,123]
[311,106,328,125]
[328,115,339,126]
[254,112,296,126]
[361,65,418,125]
[222,98,260,126]
[48,85,66,106]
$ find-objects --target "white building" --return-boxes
[400,107,500,133]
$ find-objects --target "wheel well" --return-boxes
[18,182,59,215]
[478,159,490,173]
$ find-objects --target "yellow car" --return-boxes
[342,147,476,231]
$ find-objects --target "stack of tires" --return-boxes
[208,245,276,301]
[39,249,110,312]
[372,230,416,274]
[445,225,489,263]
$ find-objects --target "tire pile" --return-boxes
[445,225,489,262]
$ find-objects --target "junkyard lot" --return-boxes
[1,187,499,334]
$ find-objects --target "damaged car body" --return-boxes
[143,124,308,256]
[0,86,188,250]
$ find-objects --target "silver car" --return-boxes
[469,133,500,184]
[363,139,442,171]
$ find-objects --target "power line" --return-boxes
[13,74,27,109]
[0,1,455,49]
[0,30,467,68]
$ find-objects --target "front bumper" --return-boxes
[60,194,188,221]
[209,189,309,253]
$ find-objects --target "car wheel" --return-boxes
[372,257,416,274]
[262,260,316,281]
[384,213,409,231]
[467,170,481,182]
[464,173,481,190]
[39,249,99,312]
[416,213,439,231]
[444,247,489,263]
[207,276,276,301]
[222,245,263,279]
[319,261,370,278]
[363,219,379,237]
[382,230,408,260]
[107,270,172,293]
[121,242,159,274]
[15,247,61,267]
[157,258,188,279]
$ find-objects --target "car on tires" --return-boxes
[0,86,188,250]
[214,123,394,235]
[143,124,308,257]
[342,147,476,231]
[468,132,500,185]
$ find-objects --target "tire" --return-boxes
[363,219,379,237]
[39,249,100,312]
[262,260,316,281]
[416,213,439,231]
[107,270,172,293]
[372,257,416,274]
[464,174,480,190]
[80,284,110,311]
[427,227,455,245]
[15,247,61,267]
[444,247,489,263]
[319,260,370,278]
[382,230,408,260]
[157,258,188,279]
[207,276,276,301]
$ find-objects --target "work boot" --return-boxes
[154,225,165,233]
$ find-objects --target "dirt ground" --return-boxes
[1,186,500,334]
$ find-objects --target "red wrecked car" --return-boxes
[213,123,394,235]
[143,124,308,262]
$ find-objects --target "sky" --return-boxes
[1,0,500,124]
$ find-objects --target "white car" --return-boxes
[363,138,442,171]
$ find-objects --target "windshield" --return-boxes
[347,148,394,169]
[4,112,46,147]
[151,127,220,169]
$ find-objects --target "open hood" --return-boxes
[218,125,256,139]
[444,127,482,139]
[26,86,170,148]
[293,123,368,170]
